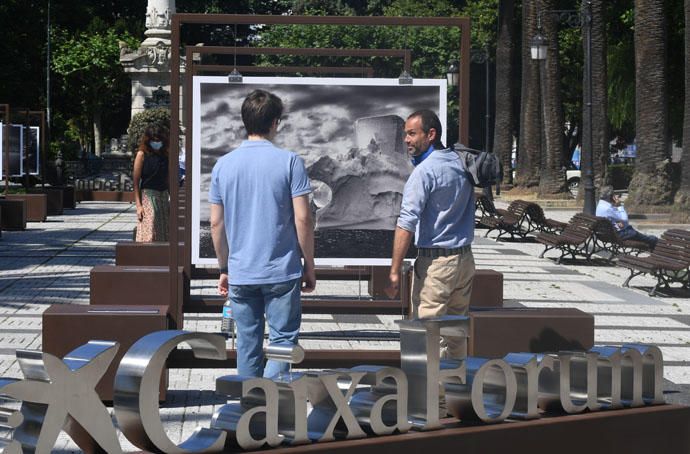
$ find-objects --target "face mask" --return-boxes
[150,141,163,150]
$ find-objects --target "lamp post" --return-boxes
[530,2,594,214]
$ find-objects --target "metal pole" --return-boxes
[484,47,491,152]
[582,1,595,214]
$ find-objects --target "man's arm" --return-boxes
[385,227,414,299]
[210,203,229,296]
[292,194,316,292]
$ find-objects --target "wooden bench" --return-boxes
[524,202,568,235]
[474,194,509,227]
[481,200,532,240]
[617,232,690,296]
[535,213,599,263]
[591,216,652,259]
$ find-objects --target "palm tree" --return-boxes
[589,0,609,190]
[517,0,541,188]
[538,0,568,197]
[672,0,690,222]
[493,0,517,186]
[626,0,674,209]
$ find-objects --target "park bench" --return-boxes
[474,194,509,227]
[535,213,599,263]
[523,202,568,235]
[617,232,690,296]
[481,199,532,240]
[591,216,652,260]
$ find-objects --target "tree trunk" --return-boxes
[93,109,102,157]
[672,0,690,222]
[494,0,517,186]
[590,0,609,189]
[538,0,568,197]
[517,0,541,188]
[626,0,673,209]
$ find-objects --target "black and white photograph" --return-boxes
[0,123,23,177]
[191,77,446,265]
[26,126,40,175]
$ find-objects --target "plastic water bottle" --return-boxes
[221,300,235,348]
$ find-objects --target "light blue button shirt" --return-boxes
[397,148,474,248]
[596,199,629,230]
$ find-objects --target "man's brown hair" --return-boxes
[241,89,284,136]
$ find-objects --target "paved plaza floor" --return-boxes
[0,200,689,451]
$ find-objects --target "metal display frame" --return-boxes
[167,14,471,359]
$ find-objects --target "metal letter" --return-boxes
[113,330,227,453]
[552,351,599,414]
[349,365,411,435]
[1,341,123,454]
[212,376,283,450]
[503,353,555,419]
[622,344,664,404]
[619,346,644,407]
[589,346,623,409]
[306,370,367,441]
[446,357,517,423]
[397,316,469,430]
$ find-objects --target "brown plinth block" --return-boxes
[6,193,47,222]
[468,307,594,357]
[90,265,185,329]
[115,241,184,267]
[42,304,169,401]
[56,186,76,209]
[0,199,27,230]
[469,269,503,308]
[28,187,64,215]
[259,405,690,453]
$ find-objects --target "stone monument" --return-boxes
[119,0,177,118]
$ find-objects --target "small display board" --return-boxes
[0,122,41,178]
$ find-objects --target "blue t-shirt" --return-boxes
[208,140,312,285]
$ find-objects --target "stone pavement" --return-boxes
[0,200,689,451]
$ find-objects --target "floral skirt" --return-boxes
[136,189,170,242]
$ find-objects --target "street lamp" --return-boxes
[530,2,594,214]
[446,60,459,87]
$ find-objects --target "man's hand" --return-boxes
[217,273,229,297]
[616,221,625,229]
[301,266,316,293]
[384,271,400,299]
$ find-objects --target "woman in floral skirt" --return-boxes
[133,125,170,242]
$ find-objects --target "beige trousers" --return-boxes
[411,250,475,359]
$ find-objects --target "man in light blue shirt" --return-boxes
[595,185,657,249]
[386,110,475,360]
[209,89,315,378]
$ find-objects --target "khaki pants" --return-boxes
[411,250,475,359]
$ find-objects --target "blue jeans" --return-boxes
[618,225,658,249]
[229,278,301,378]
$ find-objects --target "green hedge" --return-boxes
[126,108,171,154]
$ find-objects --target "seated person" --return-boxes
[595,186,658,249]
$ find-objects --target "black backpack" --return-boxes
[453,143,502,188]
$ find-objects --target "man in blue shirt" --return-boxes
[386,110,475,359]
[595,185,657,249]
[209,89,316,378]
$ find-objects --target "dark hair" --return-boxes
[138,124,169,156]
[408,109,445,148]
[241,89,284,136]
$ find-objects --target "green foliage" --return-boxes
[607,4,635,138]
[127,108,171,154]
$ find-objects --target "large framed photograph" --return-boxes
[0,123,23,178]
[26,126,40,175]
[191,76,447,266]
